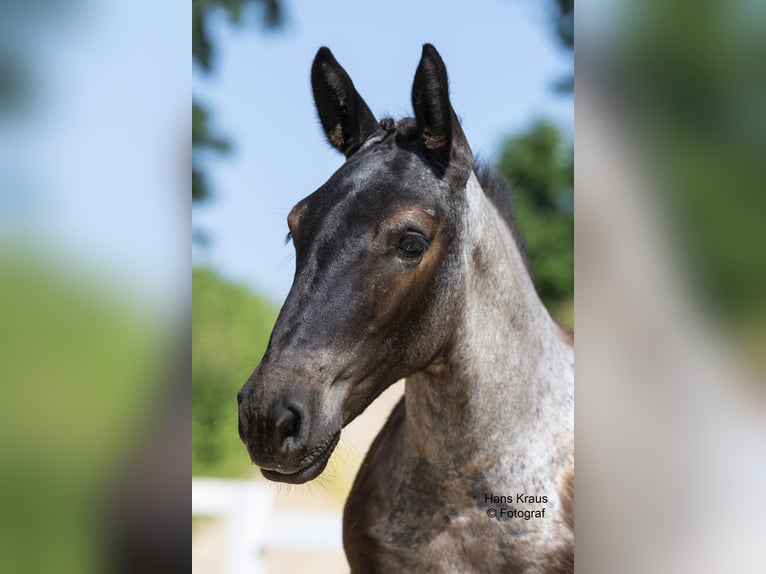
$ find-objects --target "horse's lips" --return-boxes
[260,432,341,485]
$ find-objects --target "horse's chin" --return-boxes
[259,431,341,485]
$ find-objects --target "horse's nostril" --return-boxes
[274,404,302,453]
[237,390,244,406]
[286,408,301,442]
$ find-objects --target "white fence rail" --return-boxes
[192,478,343,574]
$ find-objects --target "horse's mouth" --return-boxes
[260,431,341,485]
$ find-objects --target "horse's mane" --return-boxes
[472,160,531,273]
[382,117,530,273]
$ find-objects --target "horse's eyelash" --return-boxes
[284,231,293,245]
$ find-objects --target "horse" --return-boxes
[237,44,574,573]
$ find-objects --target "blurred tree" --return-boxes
[613,0,766,340]
[491,0,574,327]
[0,53,29,113]
[191,101,230,203]
[496,121,574,320]
[0,0,78,115]
[552,0,573,50]
[533,0,573,91]
[551,0,573,92]
[192,0,284,204]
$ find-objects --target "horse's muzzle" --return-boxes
[237,381,340,484]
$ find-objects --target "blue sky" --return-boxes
[193,0,573,303]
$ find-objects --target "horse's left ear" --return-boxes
[411,44,471,174]
[311,47,379,158]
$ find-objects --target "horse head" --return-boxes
[238,45,474,483]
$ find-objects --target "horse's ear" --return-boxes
[311,47,378,158]
[411,44,470,173]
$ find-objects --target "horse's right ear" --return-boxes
[311,47,378,158]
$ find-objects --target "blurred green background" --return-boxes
[192,267,277,477]
[605,0,766,372]
[0,252,163,573]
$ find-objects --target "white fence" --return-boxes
[192,478,344,574]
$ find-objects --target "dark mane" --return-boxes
[472,160,531,273]
[380,117,530,273]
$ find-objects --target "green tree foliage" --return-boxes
[192,267,278,476]
[553,0,573,91]
[193,0,283,73]
[192,101,230,203]
[496,121,574,321]
[542,0,573,91]
[616,0,766,325]
[192,0,284,203]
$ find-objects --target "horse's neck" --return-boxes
[404,172,574,481]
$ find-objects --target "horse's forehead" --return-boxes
[307,147,443,220]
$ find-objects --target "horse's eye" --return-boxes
[395,232,428,259]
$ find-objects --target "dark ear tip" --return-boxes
[313,47,335,67]
[417,44,447,81]
[420,43,442,62]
